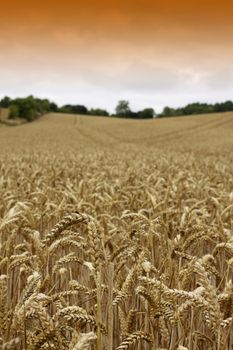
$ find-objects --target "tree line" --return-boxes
[1,95,233,122]
[159,101,233,118]
[0,96,58,122]
[0,96,155,121]
[0,96,111,122]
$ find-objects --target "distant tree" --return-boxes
[128,111,139,119]
[49,102,58,112]
[6,95,52,121]
[161,106,177,117]
[160,103,216,118]
[115,100,131,117]
[16,95,38,121]
[216,100,233,112]
[213,103,222,113]
[3,94,233,123]
[35,98,51,114]
[138,108,155,119]
[59,106,70,113]
[60,104,88,115]
[0,96,12,108]
[182,103,214,115]
[89,108,109,116]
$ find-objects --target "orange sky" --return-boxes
[1,0,233,111]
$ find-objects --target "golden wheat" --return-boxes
[0,112,233,349]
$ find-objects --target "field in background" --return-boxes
[0,112,233,349]
[1,111,233,151]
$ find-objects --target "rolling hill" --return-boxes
[0,111,233,154]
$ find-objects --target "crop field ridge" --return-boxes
[0,112,233,349]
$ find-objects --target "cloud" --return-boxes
[114,62,180,91]
[1,56,233,114]
[75,61,208,94]
[204,68,233,91]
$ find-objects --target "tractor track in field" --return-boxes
[73,115,120,147]
[77,112,233,148]
[141,114,233,146]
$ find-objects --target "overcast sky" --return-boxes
[0,0,233,113]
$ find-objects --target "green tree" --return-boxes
[16,96,38,121]
[138,108,155,119]
[0,96,12,108]
[59,104,88,115]
[49,102,58,112]
[161,106,176,117]
[89,108,109,116]
[115,100,131,117]
[9,95,51,121]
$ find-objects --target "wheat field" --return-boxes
[0,112,233,350]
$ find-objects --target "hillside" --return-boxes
[0,111,233,153]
